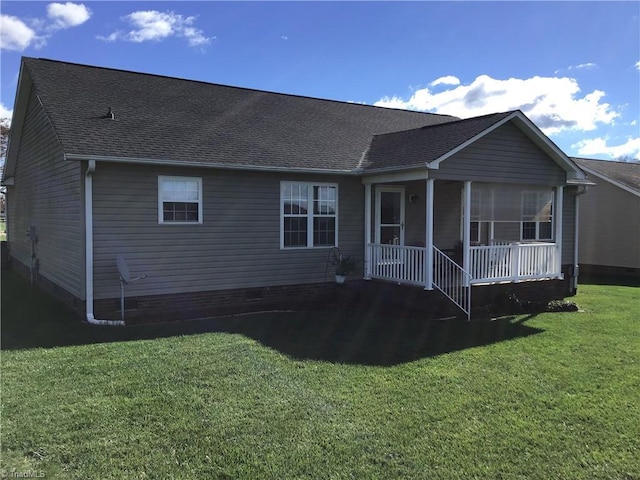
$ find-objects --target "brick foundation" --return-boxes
[9,256,579,325]
[10,257,86,317]
[579,263,640,280]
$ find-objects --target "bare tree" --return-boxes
[0,117,8,159]
[616,154,640,163]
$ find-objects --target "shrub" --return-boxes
[546,299,579,312]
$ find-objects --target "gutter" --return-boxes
[66,153,356,176]
[84,159,125,326]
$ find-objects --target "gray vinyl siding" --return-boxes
[92,163,364,299]
[404,181,429,246]
[579,180,640,269]
[431,122,567,185]
[6,90,85,298]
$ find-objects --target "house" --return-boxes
[2,58,591,325]
[572,157,640,278]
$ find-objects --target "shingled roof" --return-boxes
[20,57,458,172]
[573,157,640,194]
[361,111,514,171]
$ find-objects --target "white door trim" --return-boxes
[375,186,406,245]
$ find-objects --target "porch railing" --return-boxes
[366,242,560,319]
[469,242,560,284]
[367,243,426,286]
[433,247,472,320]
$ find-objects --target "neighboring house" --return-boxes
[572,157,640,278]
[2,58,591,324]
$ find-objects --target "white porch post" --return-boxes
[364,183,372,279]
[424,178,434,290]
[462,181,472,277]
[555,185,564,276]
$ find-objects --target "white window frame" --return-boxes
[280,181,339,249]
[521,190,553,241]
[158,176,203,225]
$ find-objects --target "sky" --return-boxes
[1,1,639,161]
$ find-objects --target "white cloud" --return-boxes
[46,2,91,30]
[569,62,597,70]
[430,76,460,87]
[0,102,13,122]
[572,137,640,160]
[98,10,212,47]
[636,61,640,71]
[554,62,597,75]
[1,3,90,51]
[0,15,36,51]
[375,74,619,136]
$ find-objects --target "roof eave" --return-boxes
[2,60,32,182]
[63,153,358,176]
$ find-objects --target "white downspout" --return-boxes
[572,185,588,293]
[85,159,125,326]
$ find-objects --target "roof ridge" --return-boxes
[371,110,515,138]
[24,56,458,119]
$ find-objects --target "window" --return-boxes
[158,176,203,224]
[281,182,337,248]
[521,191,553,241]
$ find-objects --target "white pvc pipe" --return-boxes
[572,186,588,292]
[85,160,125,326]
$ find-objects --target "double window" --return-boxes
[521,191,553,241]
[158,176,203,224]
[281,182,338,248]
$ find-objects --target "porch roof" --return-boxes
[360,110,589,183]
[360,112,513,171]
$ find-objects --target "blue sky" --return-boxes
[1,1,639,160]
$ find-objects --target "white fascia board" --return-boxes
[64,154,355,176]
[578,164,640,198]
[508,112,587,181]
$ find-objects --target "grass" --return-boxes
[1,270,639,479]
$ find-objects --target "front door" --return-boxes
[375,187,405,245]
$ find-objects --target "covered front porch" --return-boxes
[362,178,565,318]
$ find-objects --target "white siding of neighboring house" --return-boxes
[579,178,640,270]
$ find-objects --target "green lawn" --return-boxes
[1,270,639,479]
